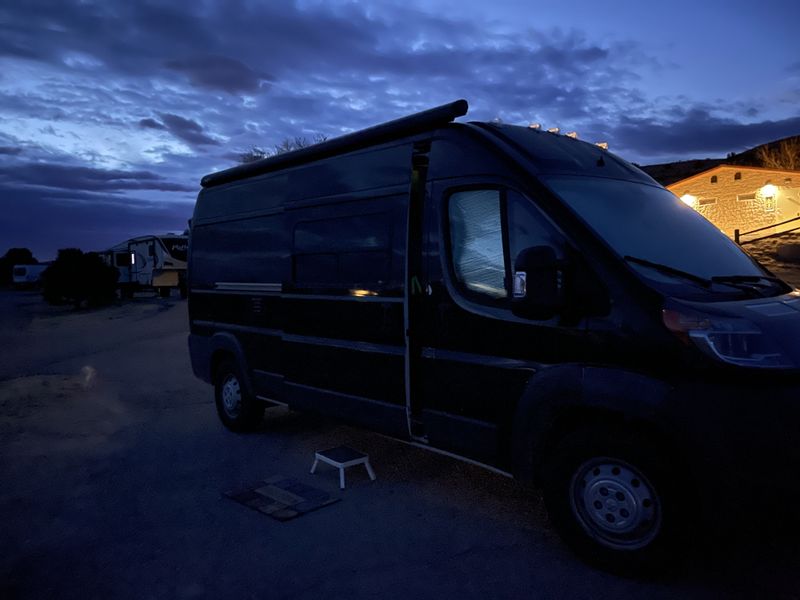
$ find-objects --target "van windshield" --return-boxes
[544,176,774,293]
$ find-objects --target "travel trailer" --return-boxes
[12,264,48,286]
[106,234,187,298]
[187,100,800,572]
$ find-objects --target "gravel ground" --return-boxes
[2,290,800,599]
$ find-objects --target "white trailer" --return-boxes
[104,234,188,298]
[12,264,48,286]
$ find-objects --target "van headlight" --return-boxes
[662,307,795,369]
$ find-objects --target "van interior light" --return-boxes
[680,194,697,207]
[761,184,777,199]
[349,289,377,297]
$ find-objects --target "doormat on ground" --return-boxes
[225,476,339,521]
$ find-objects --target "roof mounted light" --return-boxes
[594,142,609,150]
[547,127,560,134]
[565,131,578,139]
[528,123,541,130]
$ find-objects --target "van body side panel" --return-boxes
[190,182,288,400]
[190,142,415,437]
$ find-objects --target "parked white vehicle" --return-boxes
[103,234,188,298]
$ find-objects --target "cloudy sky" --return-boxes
[1,0,799,260]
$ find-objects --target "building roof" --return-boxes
[666,164,800,189]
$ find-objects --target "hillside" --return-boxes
[642,134,800,186]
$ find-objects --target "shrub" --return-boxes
[42,248,119,307]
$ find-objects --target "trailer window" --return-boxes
[115,253,133,267]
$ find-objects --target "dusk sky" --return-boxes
[1,0,799,260]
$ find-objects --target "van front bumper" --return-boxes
[666,376,800,503]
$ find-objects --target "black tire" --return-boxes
[214,358,264,432]
[542,426,690,575]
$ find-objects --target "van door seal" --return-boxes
[405,140,431,442]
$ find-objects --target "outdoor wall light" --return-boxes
[761,184,777,199]
[680,194,697,207]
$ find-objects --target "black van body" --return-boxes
[189,100,800,570]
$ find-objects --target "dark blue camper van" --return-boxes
[188,100,800,572]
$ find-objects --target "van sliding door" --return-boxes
[281,191,409,439]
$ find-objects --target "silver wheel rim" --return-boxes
[221,374,241,418]
[570,457,662,550]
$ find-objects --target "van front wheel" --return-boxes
[214,359,264,432]
[542,427,689,574]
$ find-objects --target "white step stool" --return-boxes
[310,446,376,490]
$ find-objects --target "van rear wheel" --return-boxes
[542,426,689,575]
[214,358,264,432]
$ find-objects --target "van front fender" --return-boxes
[511,365,673,482]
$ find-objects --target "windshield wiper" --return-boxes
[710,274,784,286]
[711,275,788,297]
[624,256,779,297]
[623,256,711,287]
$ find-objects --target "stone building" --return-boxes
[666,165,800,241]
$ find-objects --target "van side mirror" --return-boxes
[511,246,566,320]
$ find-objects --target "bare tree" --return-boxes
[238,145,269,163]
[238,133,329,164]
[756,138,800,171]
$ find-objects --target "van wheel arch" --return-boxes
[510,365,675,484]
[208,333,254,397]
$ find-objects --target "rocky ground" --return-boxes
[742,232,800,289]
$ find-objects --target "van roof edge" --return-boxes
[200,99,469,188]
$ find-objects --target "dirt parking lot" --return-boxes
[2,290,800,599]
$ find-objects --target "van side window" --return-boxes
[448,190,507,299]
[507,190,564,262]
[293,212,392,287]
[447,187,565,306]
